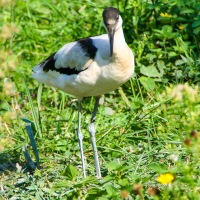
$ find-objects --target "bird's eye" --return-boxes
[104,21,109,26]
[116,16,119,20]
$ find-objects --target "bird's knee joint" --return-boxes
[89,123,96,136]
[77,132,84,140]
[91,118,96,123]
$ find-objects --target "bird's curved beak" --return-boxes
[107,26,115,57]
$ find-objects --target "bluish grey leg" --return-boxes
[88,97,102,178]
[77,100,86,177]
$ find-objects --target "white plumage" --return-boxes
[32,7,135,178]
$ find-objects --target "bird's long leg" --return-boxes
[89,96,102,178]
[77,100,87,178]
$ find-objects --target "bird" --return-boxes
[32,7,135,179]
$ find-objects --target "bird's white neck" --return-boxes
[112,27,129,60]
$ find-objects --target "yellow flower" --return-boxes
[157,173,174,184]
[179,25,184,30]
[160,13,172,18]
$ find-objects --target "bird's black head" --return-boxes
[102,7,120,23]
[102,7,121,57]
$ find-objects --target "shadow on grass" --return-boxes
[0,152,39,175]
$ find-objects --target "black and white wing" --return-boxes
[33,37,98,76]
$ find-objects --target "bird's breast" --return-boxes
[71,57,134,97]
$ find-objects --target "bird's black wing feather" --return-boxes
[39,38,97,75]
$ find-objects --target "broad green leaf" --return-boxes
[181,9,195,14]
[148,162,167,173]
[62,164,78,180]
[175,59,185,65]
[162,25,173,34]
[140,65,161,77]
[75,176,99,186]
[168,51,177,57]
[118,178,129,186]
[193,26,200,35]
[175,70,183,79]
[105,185,117,197]
[157,60,164,76]
[192,17,200,28]
[131,98,144,110]
[139,76,156,92]
[87,188,101,195]
[146,53,157,62]
[180,55,193,64]
[105,161,120,171]
[53,181,70,188]
[105,107,115,116]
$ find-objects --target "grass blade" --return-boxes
[25,123,40,168]
[23,76,42,138]
[22,144,36,170]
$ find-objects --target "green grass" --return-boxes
[1,0,200,199]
